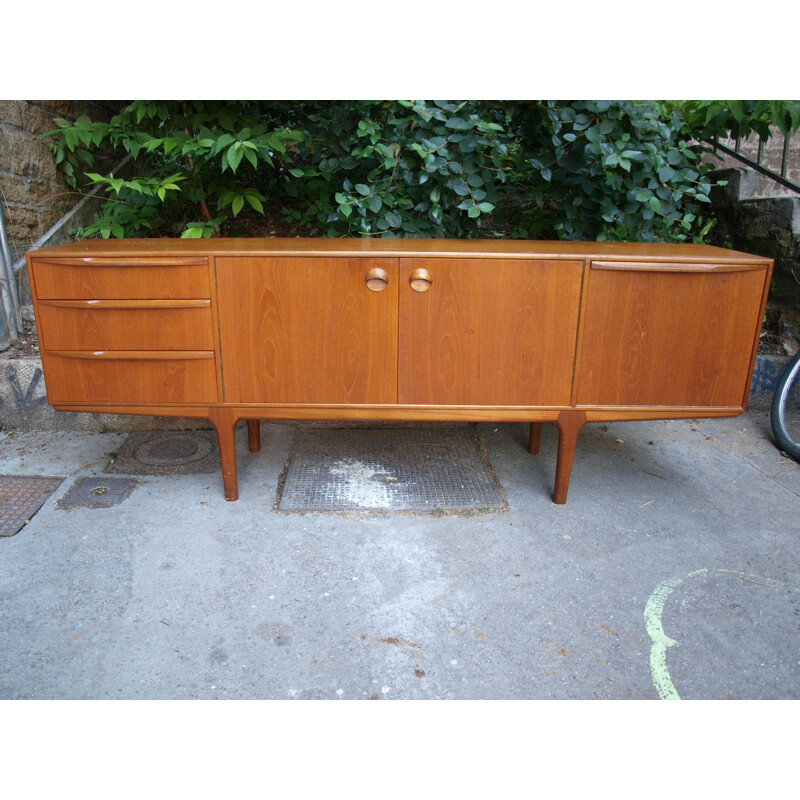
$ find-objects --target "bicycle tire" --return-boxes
[770,348,800,461]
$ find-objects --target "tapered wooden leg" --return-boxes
[209,410,239,501]
[553,411,587,504]
[528,422,544,454]
[247,419,261,453]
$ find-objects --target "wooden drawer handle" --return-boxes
[38,299,211,309]
[409,268,433,292]
[35,257,209,266]
[591,261,765,273]
[48,350,214,361]
[365,267,390,292]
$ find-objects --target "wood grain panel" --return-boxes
[41,353,218,404]
[576,265,769,407]
[398,259,583,406]
[216,257,399,404]
[30,259,210,299]
[37,304,215,351]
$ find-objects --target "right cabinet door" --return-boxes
[398,258,583,406]
[575,261,769,409]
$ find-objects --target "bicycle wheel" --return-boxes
[770,349,800,461]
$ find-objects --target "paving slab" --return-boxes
[0,412,799,700]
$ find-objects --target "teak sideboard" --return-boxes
[26,238,773,504]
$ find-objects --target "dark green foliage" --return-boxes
[278,100,510,238]
[45,99,800,243]
[513,100,718,242]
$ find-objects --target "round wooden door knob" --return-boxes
[409,268,433,292]
[365,267,390,292]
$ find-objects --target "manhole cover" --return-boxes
[105,431,220,475]
[57,477,138,509]
[277,426,507,513]
[134,433,213,466]
[0,475,64,537]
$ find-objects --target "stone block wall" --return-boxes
[0,100,124,262]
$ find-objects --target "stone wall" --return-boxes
[0,100,124,262]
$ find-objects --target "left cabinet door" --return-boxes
[216,257,399,404]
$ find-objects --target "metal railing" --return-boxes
[711,130,800,194]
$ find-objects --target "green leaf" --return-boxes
[445,117,473,130]
[468,206,481,218]
[355,183,371,196]
[289,168,305,177]
[232,195,244,216]
[227,144,244,173]
[243,147,258,169]
[247,194,264,214]
[658,166,675,183]
[728,101,744,123]
[447,178,470,196]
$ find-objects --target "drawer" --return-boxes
[36,300,215,351]
[41,351,219,404]
[31,257,210,299]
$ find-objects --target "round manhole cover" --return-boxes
[134,434,213,466]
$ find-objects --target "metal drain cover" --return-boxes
[105,431,219,475]
[57,477,138,509]
[0,475,64,536]
[278,426,506,513]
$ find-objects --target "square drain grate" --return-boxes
[57,476,138,509]
[105,430,220,475]
[277,425,507,513]
[0,475,64,537]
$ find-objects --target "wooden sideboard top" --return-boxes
[29,237,772,264]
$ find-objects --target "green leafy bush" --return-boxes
[676,100,800,141]
[279,100,511,237]
[46,101,302,238]
[46,99,800,243]
[510,100,720,242]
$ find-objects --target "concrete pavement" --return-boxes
[1,410,799,700]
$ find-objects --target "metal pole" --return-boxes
[0,200,20,342]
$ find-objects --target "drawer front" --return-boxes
[576,262,768,408]
[31,258,211,299]
[36,301,215,351]
[41,352,219,404]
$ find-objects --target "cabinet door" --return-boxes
[575,262,769,408]
[216,257,399,404]
[398,259,583,406]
